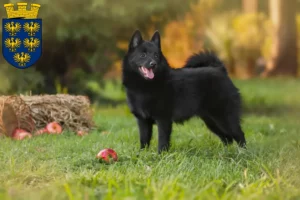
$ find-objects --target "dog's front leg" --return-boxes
[137,118,153,149]
[156,119,172,153]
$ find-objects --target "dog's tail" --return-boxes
[183,51,227,74]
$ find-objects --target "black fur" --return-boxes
[122,30,246,153]
[184,51,228,74]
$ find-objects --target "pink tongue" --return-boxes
[142,67,154,79]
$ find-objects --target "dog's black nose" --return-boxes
[150,61,156,67]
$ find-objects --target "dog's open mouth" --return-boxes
[139,66,154,79]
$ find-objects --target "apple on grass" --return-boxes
[77,130,88,137]
[34,128,49,136]
[12,128,32,140]
[96,148,118,163]
[46,122,63,134]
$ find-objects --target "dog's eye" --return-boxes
[140,53,146,58]
[154,54,158,58]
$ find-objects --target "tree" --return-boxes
[242,0,257,13]
[241,0,258,78]
[0,0,196,96]
[263,0,298,77]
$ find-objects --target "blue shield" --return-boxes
[2,18,42,69]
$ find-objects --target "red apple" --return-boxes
[77,130,88,137]
[12,128,32,140]
[12,128,25,135]
[46,122,62,134]
[96,148,118,163]
[34,128,49,136]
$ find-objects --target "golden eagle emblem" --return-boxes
[13,52,31,67]
[4,37,21,52]
[23,22,40,36]
[4,22,21,36]
[23,37,40,52]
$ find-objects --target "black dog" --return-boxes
[122,30,246,153]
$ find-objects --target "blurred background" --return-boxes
[0,0,299,109]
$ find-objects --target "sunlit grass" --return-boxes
[0,79,300,200]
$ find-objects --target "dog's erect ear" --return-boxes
[129,30,143,50]
[151,30,161,49]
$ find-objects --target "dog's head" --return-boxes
[125,30,163,80]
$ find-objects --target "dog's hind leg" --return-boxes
[202,116,233,145]
[231,124,246,148]
[211,114,246,148]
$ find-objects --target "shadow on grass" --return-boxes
[91,91,300,118]
[93,98,299,118]
[243,104,300,117]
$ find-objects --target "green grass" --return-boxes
[1,79,300,200]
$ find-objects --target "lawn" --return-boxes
[0,79,300,200]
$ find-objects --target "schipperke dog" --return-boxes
[122,30,246,153]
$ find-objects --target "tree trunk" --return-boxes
[0,96,35,136]
[227,56,236,77]
[246,57,256,77]
[20,94,94,132]
[242,0,258,78]
[262,0,298,77]
[242,0,258,13]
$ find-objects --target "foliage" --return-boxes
[204,12,272,77]
[0,0,299,94]
[296,14,300,71]
[161,0,217,68]
[0,63,44,94]
[0,79,300,199]
[204,13,236,68]
[231,13,271,61]
[0,0,196,95]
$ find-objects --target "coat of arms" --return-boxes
[2,3,42,69]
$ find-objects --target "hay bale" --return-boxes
[0,96,35,137]
[20,94,94,132]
